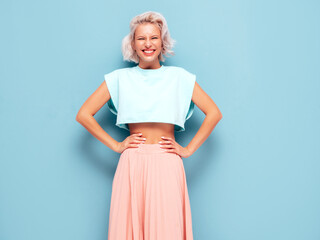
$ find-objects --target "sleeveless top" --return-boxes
[104,64,196,132]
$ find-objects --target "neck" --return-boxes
[138,61,161,69]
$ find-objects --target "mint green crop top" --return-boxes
[104,65,196,132]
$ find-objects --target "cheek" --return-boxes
[133,41,141,48]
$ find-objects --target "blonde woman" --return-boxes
[76,11,222,240]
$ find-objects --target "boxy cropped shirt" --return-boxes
[104,64,196,132]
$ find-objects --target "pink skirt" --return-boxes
[108,143,194,240]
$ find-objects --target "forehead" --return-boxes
[135,23,160,36]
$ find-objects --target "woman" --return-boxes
[76,11,222,240]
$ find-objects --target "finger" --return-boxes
[161,138,174,143]
[132,133,143,137]
[160,144,174,149]
[164,149,176,154]
[135,136,147,140]
[161,136,171,140]
[159,142,171,146]
[161,136,172,140]
[131,140,144,144]
[133,138,146,144]
[132,137,142,141]
[128,143,141,148]
[159,138,173,143]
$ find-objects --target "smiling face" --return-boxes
[131,23,163,69]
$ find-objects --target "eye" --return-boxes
[137,37,158,40]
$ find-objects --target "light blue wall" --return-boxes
[1,0,319,239]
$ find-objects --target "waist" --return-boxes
[129,122,175,144]
[124,143,168,154]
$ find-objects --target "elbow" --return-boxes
[207,109,222,120]
[215,108,223,120]
[75,113,82,123]
[216,113,223,121]
[76,111,88,123]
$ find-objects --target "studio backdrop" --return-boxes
[0,0,319,239]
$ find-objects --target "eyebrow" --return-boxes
[136,35,160,38]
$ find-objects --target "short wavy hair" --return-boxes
[121,11,176,63]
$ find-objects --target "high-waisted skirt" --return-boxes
[108,143,193,240]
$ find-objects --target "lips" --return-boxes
[142,49,156,56]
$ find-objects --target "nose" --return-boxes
[145,39,152,47]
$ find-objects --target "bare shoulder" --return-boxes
[77,81,111,117]
[192,81,222,116]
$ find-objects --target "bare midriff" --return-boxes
[128,122,175,144]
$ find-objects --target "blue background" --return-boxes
[1,0,319,239]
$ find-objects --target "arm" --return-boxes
[75,81,119,152]
[186,81,223,156]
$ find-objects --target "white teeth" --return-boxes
[144,50,154,53]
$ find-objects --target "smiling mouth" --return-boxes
[142,50,156,56]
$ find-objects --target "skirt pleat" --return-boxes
[108,143,193,240]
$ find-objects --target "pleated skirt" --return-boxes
[108,143,193,240]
